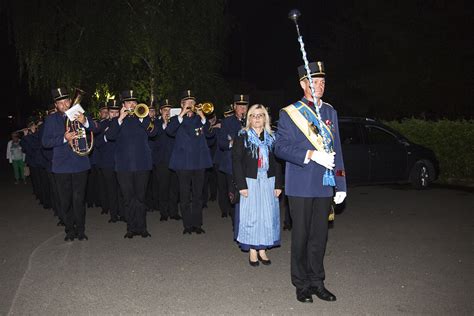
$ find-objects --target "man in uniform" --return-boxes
[105,90,158,238]
[166,90,212,234]
[218,95,249,221]
[152,99,180,222]
[95,99,122,223]
[42,87,98,241]
[275,62,347,303]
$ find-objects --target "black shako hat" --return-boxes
[233,94,249,105]
[181,90,196,101]
[99,101,108,110]
[298,61,325,81]
[120,90,138,102]
[160,99,172,110]
[51,87,70,101]
[107,99,121,110]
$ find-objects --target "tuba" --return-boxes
[192,102,214,115]
[66,88,94,156]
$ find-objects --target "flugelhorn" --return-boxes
[192,102,214,115]
[66,88,94,156]
[127,103,150,118]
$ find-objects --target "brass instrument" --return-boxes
[192,102,214,115]
[126,103,150,118]
[66,88,94,156]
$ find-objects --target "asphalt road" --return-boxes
[0,171,473,315]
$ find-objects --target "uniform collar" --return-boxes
[301,97,323,109]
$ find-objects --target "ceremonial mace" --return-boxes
[288,9,335,186]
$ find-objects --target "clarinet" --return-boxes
[288,9,335,186]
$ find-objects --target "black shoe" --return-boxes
[193,227,206,234]
[209,196,216,201]
[221,213,228,218]
[202,204,208,209]
[296,289,313,303]
[118,216,126,222]
[248,258,259,267]
[170,215,182,220]
[160,215,168,222]
[64,234,75,242]
[183,228,192,235]
[100,209,108,215]
[283,223,292,231]
[257,253,271,265]
[77,233,88,241]
[124,231,134,239]
[108,217,118,223]
[310,286,337,302]
[57,220,65,227]
[141,231,151,238]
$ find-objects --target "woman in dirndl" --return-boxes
[232,104,283,266]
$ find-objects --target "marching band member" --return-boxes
[95,99,122,223]
[218,95,249,221]
[275,62,346,303]
[42,87,98,241]
[105,90,158,238]
[166,90,212,234]
[153,99,180,221]
[87,102,108,211]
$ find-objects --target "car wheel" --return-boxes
[409,160,434,189]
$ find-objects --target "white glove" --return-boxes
[334,191,346,204]
[310,151,335,170]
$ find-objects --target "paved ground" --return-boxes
[0,169,473,315]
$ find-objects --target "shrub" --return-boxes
[384,119,474,182]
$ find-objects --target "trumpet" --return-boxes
[126,103,150,118]
[191,102,214,115]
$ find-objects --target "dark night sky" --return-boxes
[1,0,473,131]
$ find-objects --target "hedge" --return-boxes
[384,119,474,183]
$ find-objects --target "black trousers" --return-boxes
[29,166,40,200]
[225,172,236,221]
[202,166,217,205]
[116,170,150,233]
[47,171,61,218]
[38,167,52,209]
[216,165,232,216]
[54,171,88,235]
[100,168,120,219]
[86,166,101,207]
[288,196,331,290]
[145,166,159,211]
[155,163,179,218]
[176,169,205,229]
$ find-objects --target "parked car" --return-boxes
[338,117,439,189]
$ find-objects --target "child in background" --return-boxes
[6,132,26,184]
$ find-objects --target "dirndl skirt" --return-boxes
[235,169,280,251]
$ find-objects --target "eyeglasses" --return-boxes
[249,113,265,119]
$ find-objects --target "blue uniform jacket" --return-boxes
[152,119,175,166]
[21,132,41,167]
[166,114,212,170]
[105,116,158,172]
[37,124,52,171]
[41,112,98,174]
[218,115,243,175]
[274,98,347,197]
[94,120,117,169]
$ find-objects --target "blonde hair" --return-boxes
[245,104,273,135]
